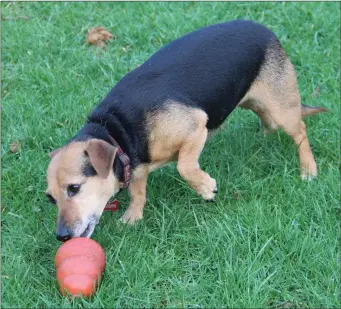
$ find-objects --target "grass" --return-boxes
[1,1,340,308]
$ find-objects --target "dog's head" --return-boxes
[46,139,120,241]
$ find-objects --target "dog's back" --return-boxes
[98,20,277,129]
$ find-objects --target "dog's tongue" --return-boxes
[104,200,119,212]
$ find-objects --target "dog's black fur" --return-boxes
[72,20,279,175]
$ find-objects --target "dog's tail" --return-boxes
[301,104,328,117]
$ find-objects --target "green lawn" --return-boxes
[1,2,340,308]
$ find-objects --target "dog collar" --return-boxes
[108,136,131,189]
[104,199,119,212]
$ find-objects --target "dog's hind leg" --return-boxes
[271,106,317,179]
[239,99,278,134]
[267,101,317,180]
[243,51,318,179]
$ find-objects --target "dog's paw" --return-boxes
[300,161,317,181]
[119,207,143,225]
[197,174,217,201]
[300,171,317,181]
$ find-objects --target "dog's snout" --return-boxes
[57,233,71,242]
[56,218,72,242]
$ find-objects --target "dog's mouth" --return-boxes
[78,216,98,238]
[80,222,94,237]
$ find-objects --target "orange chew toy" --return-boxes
[59,274,97,297]
[55,237,106,272]
[55,238,106,297]
[57,256,102,283]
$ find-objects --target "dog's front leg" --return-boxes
[120,166,148,224]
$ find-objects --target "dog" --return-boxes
[46,20,327,241]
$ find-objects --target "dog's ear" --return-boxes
[49,148,62,159]
[86,139,117,178]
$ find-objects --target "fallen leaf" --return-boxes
[86,26,114,47]
[97,40,105,48]
[160,299,167,307]
[233,191,239,200]
[10,141,21,153]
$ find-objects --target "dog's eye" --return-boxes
[67,184,81,197]
[46,193,56,204]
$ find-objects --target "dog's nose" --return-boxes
[56,232,71,242]
[56,219,72,242]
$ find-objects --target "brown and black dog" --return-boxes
[46,20,327,241]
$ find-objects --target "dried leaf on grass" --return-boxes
[86,26,114,47]
[232,191,240,200]
[10,141,21,153]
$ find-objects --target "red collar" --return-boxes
[108,136,131,189]
[104,199,119,212]
[104,135,130,213]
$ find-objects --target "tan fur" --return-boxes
[86,139,117,178]
[120,165,148,224]
[147,103,216,200]
[174,109,218,200]
[147,102,202,162]
[119,161,175,224]
[119,103,218,224]
[238,43,318,179]
[46,141,120,236]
